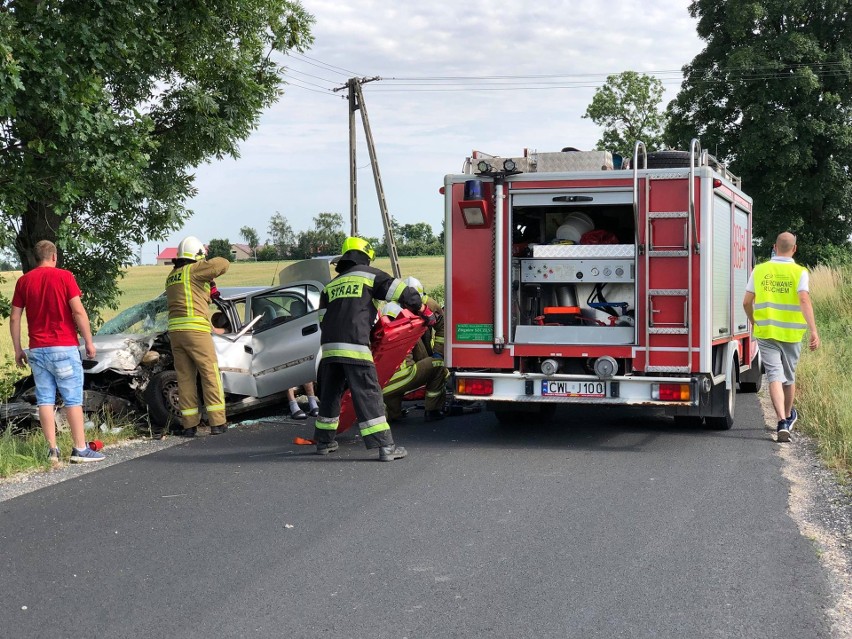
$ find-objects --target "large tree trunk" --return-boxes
[15,200,63,273]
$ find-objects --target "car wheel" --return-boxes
[144,370,181,434]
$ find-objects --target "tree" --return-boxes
[0,1,314,321]
[207,239,234,262]
[312,212,346,255]
[665,0,852,265]
[239,226,260,261]
[268,211,295,259]
[583,71,667,158]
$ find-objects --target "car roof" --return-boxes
[217,286,266,300]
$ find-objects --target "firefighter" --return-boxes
[164,236,230,438]
[404,276,445,361]
[380,302,449,422]
[313,236,434,461]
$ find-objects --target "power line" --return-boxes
[288,51,363,77]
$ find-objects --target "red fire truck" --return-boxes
[444,140,762,429]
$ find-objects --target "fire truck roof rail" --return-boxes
[702,151,742,188]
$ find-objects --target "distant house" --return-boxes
[231,243,253,261]
[155,247,178,266]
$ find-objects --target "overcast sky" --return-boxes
[143,1,706,263]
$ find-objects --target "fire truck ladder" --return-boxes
[636,139,702,374]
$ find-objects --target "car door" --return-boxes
[246,281,323,398]
[210,297,258,397]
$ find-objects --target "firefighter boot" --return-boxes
[315,441,339,455]
[424,410,444,422]
[379,445,408,462]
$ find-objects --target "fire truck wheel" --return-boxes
[706,379,736,430]
[491,405,520,426]
[674,415,704,428]
[738,354,763,393]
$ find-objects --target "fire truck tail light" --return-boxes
[457,378,494,396]
[713,178,722,188]
[651,383,691,401]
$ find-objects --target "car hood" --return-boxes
[81,333,158,374]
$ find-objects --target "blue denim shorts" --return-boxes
[28,346,85,407]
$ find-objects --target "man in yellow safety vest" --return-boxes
[743,232,820,442]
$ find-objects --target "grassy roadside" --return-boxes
[794,263,852,482]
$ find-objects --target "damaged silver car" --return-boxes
[3,259,331,432]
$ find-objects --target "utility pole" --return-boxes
[334,77,401,278]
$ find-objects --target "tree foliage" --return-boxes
[0,0,314,321]
[583,71,667,157]
[665,0,852,265]
[239,226,260,259]
[207,238,233,261]
[290,212,345,259]
[268,211,295,259]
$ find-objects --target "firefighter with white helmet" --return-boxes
[163,235,230,438]
[312,236,435,461]
[381,302,449,422]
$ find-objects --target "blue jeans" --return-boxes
[28,346,84,407]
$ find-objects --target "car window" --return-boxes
[98,296,169,335]
[249,284,320,332]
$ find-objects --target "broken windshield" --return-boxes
[98,296,170,336]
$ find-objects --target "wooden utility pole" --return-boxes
[334,77,401,278]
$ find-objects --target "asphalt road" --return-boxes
[0,394,834,639]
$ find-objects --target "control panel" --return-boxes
[519,258,634,283]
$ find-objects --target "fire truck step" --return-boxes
[649,327,689,334]
[648,250,689,257]
[648,289,688,296]
[645,366,691,373]
[648,211,688,219]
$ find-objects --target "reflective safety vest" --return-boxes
[752,260,807,342]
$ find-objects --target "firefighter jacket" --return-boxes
[166,257,230,332]
[751,259,808,343]
[422,296,445,356]
[318,256,422,366]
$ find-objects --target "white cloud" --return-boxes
[146,1,704,261]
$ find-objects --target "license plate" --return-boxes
[541,380,606,397]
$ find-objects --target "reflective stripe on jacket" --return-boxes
[752,260,807,342]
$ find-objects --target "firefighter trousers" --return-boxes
[384,358,448,419]
[169,330,226,428]
[313,359,394,450]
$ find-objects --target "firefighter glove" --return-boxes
[420,307,437,327]
[210,281,221,300]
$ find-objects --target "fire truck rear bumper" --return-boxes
[453,371,704,407]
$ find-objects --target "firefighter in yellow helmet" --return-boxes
[312,237,435,461]
[162,236,230,438]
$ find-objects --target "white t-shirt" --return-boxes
[745,256,809,293]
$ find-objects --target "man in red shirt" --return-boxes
[10,240,104,464]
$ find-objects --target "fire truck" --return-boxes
[443,140,762,429]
